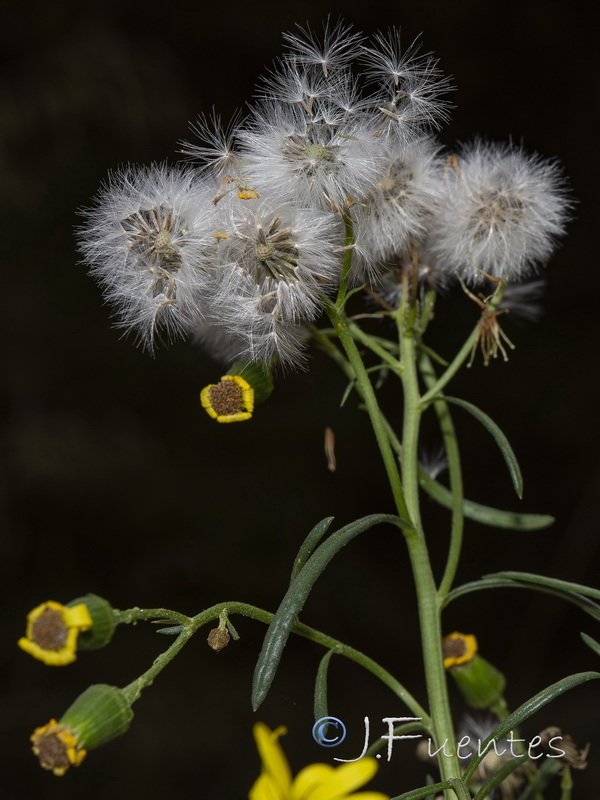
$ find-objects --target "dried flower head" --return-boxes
[79,164,219,352]
[208,197,341,364]
[428,141,570,286]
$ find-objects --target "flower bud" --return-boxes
[67,594,117,650]
[207,627,231,651]
[18,600,93,666]
[443,632,506,711]
[200,359,274,423]
[31,684,133,776]
[226,359,274,405]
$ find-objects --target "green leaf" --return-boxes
[486,571,600,601]
[314,649,335,723]
[581,632,600,657]
[419,469,553,530]
[443,578,531,607]
[252,514,405,711]
[290,517,335,583]
[391,780,454,800]
[473,756,528,800]
[154,625,183,635]
[444,396,523,498]
[444,576,600,622]
[463,671,600,782]
[515,759,562,799]
[392,778,471,800]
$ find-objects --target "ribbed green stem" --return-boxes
[397,310,462,794]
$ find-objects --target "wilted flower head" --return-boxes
[78,164,219,352]
[428,141,570,286]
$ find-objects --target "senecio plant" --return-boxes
[19,20,600,800]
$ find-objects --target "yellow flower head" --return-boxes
[31,720,87,776]
[250,723,389,800]
[18,601,93,666]
[31,684,134,776]
[442,631,478,669]
[201,375,254,423]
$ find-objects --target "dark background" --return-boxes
[2,1,599,798]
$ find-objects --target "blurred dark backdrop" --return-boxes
[2,1,599,798]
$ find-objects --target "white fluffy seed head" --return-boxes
[427,141,571,286]
[360,29,454,134]
[205,196,342,365]
[239,102,391,212]
[180,110,246,178]
[282,19,364,78]
[351,137,446,282]
[78,164,220,352]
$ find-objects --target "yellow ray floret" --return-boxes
[200,375,254,423]
[31,720,87,776]
[249,722,389,800]
[18,601,93,666]
[442,631,479,669]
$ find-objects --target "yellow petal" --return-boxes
[308,759,379,800]
[63,604,93,630]
[292,763,335,799]
[253,723,292,794]
[249,773,282,800]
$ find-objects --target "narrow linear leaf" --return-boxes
[252,514,405,711]
[445,396,523,498]
[486,571,600,601]
[290,517,335,583]
[393,778,471,800]
[340,380,356,407]
[581,632,600,658]
[463,672,600,782]
[443,578,528,607]
[515,759,562,800]
[155,625,183,635]
[473,756,528,800]
[391,780,454,800]
[314,649,335,723]
[419,469,553,530]
[444,577,600,622]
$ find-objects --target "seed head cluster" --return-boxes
[78,21,570,366]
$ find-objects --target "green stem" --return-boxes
[347,319,403,375]
[418,353,465,599]
[420,285,506,408]
[325,301,411,524]
[397,302,461,794]
[118,602,429,723]
[335,213,356,305]
[419,327,479,407]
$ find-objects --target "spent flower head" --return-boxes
[427,141,571,286]
[207,196,342,365]
[78,164,219,352]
